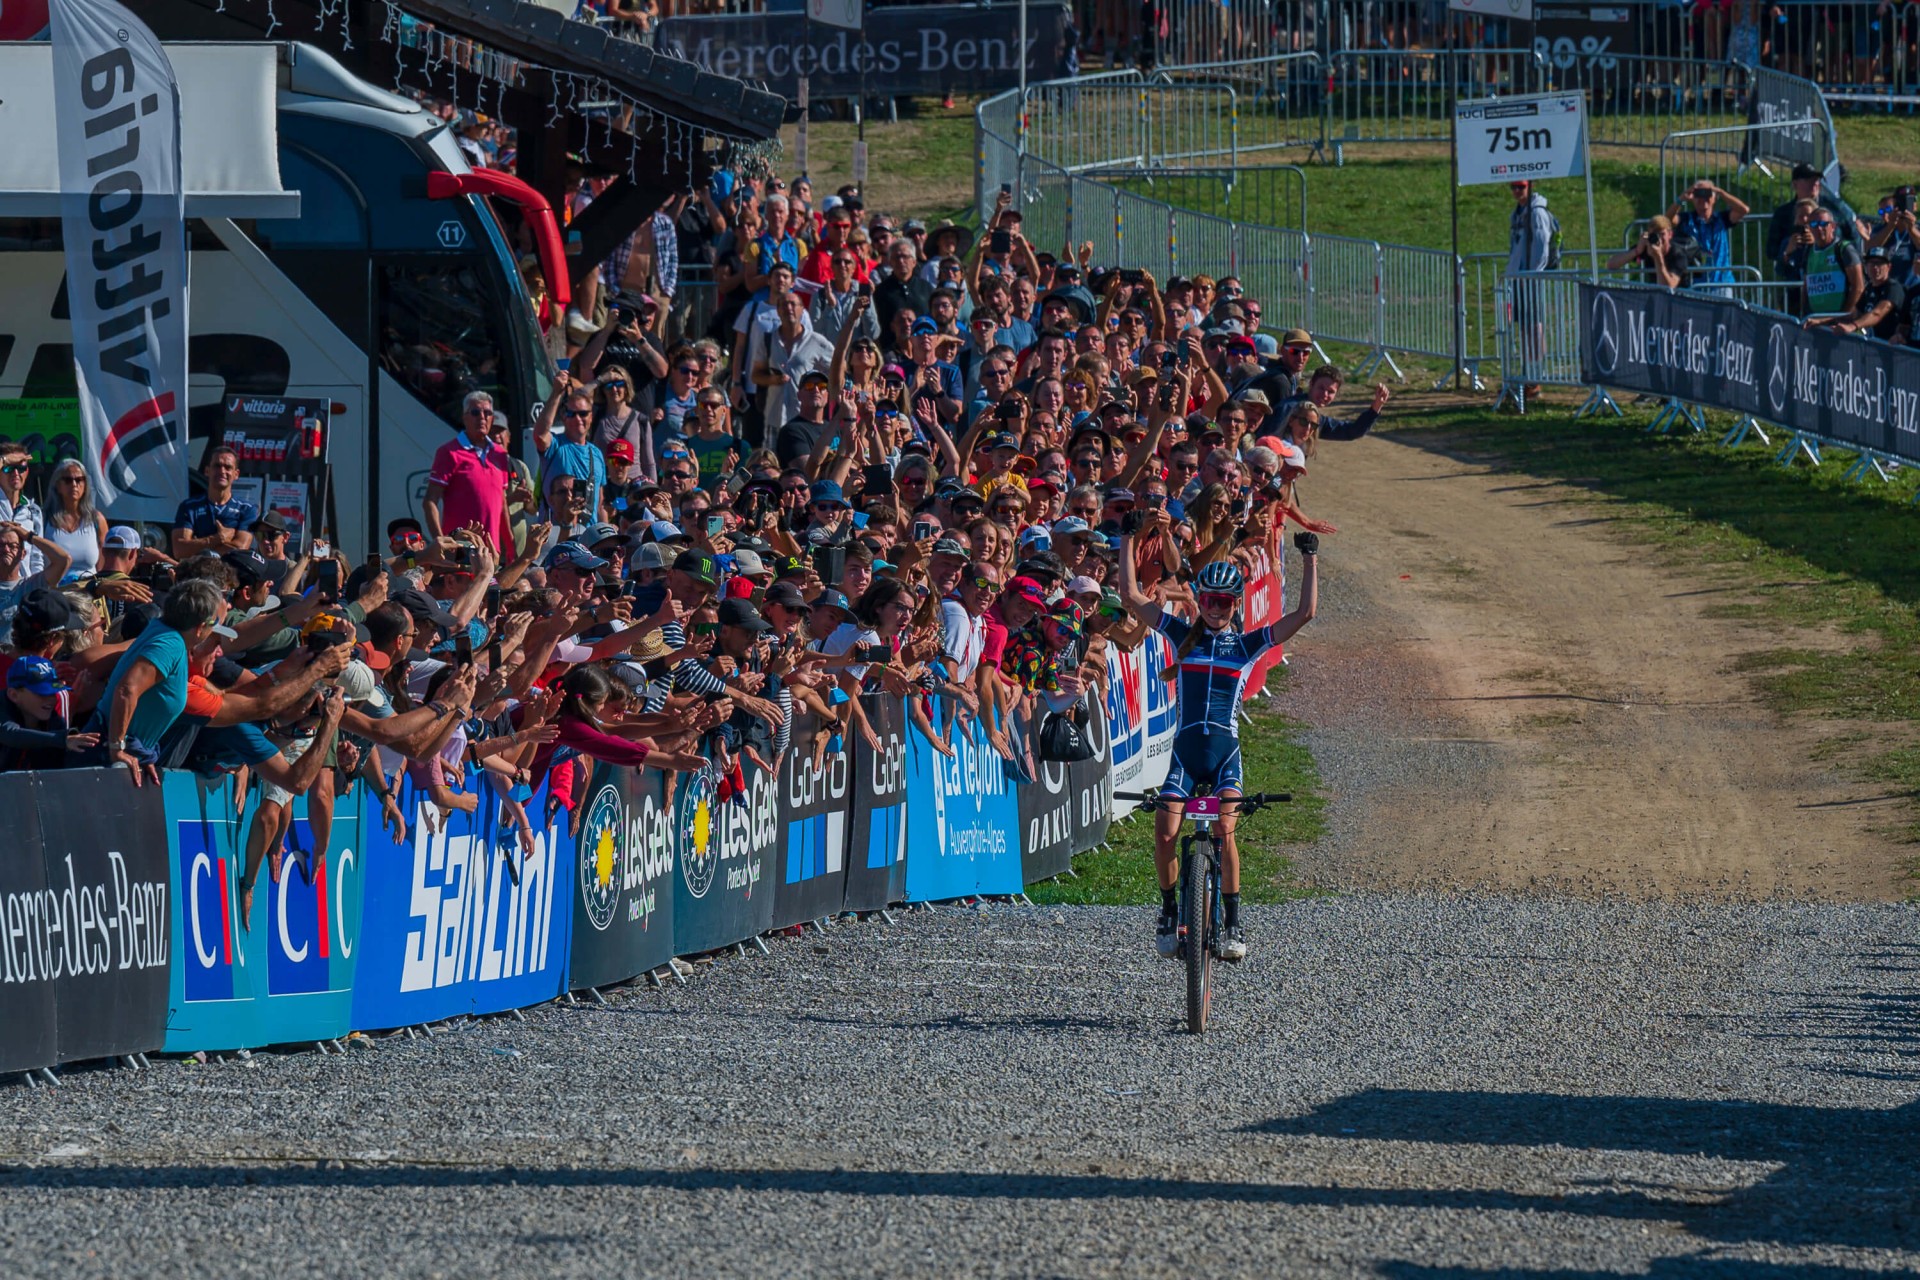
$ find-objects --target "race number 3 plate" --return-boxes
[1187,797,1222,818]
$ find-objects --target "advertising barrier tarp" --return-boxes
[0,773,57,1074]
[33,769,172,1063]
[1579,282,1920,460]
[846,694,908,912]
[658,3,1072,102]
[351,778,572,1029]
[772,708,855,929]
[164,772,364,1052]
[1241,543,1288,698]
[670,758,778,955]
[567,764,676,991]
[903,695,1024,901]
[8,561,1291,1069]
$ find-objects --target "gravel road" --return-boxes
[4,898,1917,1277]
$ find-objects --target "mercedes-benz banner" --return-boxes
[1579,283,1920,461]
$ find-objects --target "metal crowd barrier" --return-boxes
[1143,0,1920,100]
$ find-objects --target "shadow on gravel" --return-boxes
[1253,1090,1920,1254]
[1380,1259,1888,1279]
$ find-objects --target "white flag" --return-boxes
[48,0,190,521]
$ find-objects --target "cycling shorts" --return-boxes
[1158,726,1243,801]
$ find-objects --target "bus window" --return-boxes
[254,149,368,251]
[378,259,519,430]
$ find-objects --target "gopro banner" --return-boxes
[48,0,190,520]
[772,708,855,929]
[658,2,1072,101]
[846,694,908,912]
[1579,283,1920,461]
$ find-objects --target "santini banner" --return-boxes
[1579,283,1920,459]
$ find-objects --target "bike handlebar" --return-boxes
[1113,790,1293,810]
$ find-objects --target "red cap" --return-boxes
[1006,575,1047,605]
[606,440,636,463]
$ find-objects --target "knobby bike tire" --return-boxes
[1184,839,1213,1035]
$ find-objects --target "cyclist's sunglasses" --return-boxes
[1198,592,1239,611]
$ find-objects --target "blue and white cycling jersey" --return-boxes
[1153,613,1280,737]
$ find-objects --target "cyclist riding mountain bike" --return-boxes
[1117,528,1319,962]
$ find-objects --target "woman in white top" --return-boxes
[44,458,105,578]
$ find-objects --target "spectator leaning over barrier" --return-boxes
[1807,246,1905,340]
[1668,179,1749,290]
[95,578,230,783]
[172,444,257,559]
[1274,365,1392,443]
[1778,200,1864,319]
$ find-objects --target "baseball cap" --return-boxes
[983,432,1019,452]
[13,588,82,636]
[731,548,769,578]
[672,549,718,585]
[605,440,636,463]
[797,369,832,388]
[808,587,855,621]
[544,541,609,572]
[1066,575,1102,597]
[647,519,689,543]
[930,537,970,559]
[6,655,67,696]
[393,585,461,635]
[763,581,808,611]
[1864,245,1891,261]
[1241,389,1272,408]
[581,521,623,549]
[772,553,811,580]
[331,659,390,711]
[631,542,671,571]
[251,510,291,536]
[222,548,272,588]
[1276,439,1308,475]
[1005,575,1047,605]
[716,598,771,633]
[1051,516,1092,536]
[1791,162,1822,182]
[1018,526,1053,551]
[103,525,143,551]
[911,316,939,336]
[1280,327,1313,348]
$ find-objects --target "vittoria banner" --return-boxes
[48,0,190,519]
[1579,283,1920,459]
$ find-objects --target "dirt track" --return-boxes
[1285,422,1913,900]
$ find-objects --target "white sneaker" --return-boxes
[1217,924,1248,963]
[1154,910,1179,959]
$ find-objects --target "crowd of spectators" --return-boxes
[0,162,1389,928]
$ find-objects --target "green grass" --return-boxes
[1028,698,1328,906]
[1377,402,1920,841]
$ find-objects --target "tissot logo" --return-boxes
[1766,323,1791,416]
[1590,292,1620,377]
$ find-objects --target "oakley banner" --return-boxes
[658,3,1072,101]
[1579,283,1920,461]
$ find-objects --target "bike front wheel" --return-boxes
[1183,839,1214,1035]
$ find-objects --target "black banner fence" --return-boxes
[1578,283,1920,461]
[846,695,908,913]
[0,769,171,1071]
[657,4,1072,103]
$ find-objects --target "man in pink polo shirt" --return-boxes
[424,390,512,551]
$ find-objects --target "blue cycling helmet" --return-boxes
[1194,561,1245,597]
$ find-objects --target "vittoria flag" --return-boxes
[48,0,190,518]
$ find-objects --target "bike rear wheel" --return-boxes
[1183,839,1214,1035]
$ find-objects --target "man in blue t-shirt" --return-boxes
[533,386,609,521]
[1669,179,1750,289]
[171,444,258,559]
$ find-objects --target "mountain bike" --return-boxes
[1117,789,1290,1035]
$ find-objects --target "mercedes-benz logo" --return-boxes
[1765,323,1790,416]
[1590,292,1620,377]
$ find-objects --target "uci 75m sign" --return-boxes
[1454,93,1588,185]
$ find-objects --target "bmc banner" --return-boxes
[47,0,191,520]
[658,2,1072,101]
[1579,282,1920,461]
[163,772,364,1052]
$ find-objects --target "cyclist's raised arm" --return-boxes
[1117,532,1164,629]
[1264,535,1319,647]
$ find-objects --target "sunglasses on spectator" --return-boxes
[465,407,495,417]
[564,408,591,418]
[784,484,810,496]
[676,365,700,376]
[1809,219,1833,228]
[969,575,1000,590]
[603,380,628,391]
[899,473,928,487]
[666,469,695,480]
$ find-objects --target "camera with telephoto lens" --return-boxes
[1120,509,1150,537]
